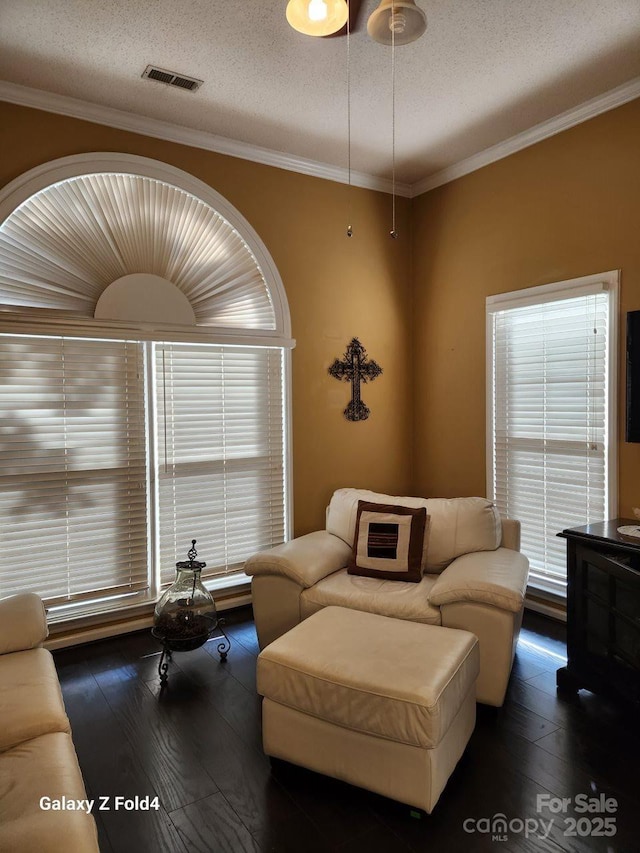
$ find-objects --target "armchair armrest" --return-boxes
[0,593,48,655]
[245,531,351,589]
[500,519,521,551]
[428,548,529,613]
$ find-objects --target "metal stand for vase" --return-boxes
[152,615,231,684]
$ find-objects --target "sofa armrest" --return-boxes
[245,531,351,589]
[0,593,48,655]
[428,548,529,613]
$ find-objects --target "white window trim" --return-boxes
[486,270,619,573]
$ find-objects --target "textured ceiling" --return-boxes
[1,0,640,185]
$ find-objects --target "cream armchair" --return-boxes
[246,489,529,707]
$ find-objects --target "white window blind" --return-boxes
[488,279,616,597]
[156,343,286,585]
[0,335,148,605]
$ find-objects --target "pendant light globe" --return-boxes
[286,0,349,37]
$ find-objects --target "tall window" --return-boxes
[0,336,287,614]
[487,272,618,598]
[0,335,148,605]
[156,343,285,585]
[0,156,293,621]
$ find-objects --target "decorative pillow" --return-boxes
[348,501,428,583]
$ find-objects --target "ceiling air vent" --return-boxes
[142,65,203,92]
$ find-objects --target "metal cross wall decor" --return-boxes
[328,338,383,421]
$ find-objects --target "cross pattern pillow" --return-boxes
[348,501,429,583]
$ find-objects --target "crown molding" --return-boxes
[2,76,639,201]
[412,75,640,197]
[0,80,412,198]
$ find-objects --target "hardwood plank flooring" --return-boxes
[54,609,639,853]
[170,793,262,853]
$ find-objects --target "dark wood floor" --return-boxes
[53,609,639,853]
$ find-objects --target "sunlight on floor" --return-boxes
[518,636,567,664]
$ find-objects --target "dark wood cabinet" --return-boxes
[557,519,640,705]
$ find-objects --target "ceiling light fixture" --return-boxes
[285,0,428,239]
[286,0,349,37]
[367,0,427,45]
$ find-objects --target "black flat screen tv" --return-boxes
[626,310,640,442]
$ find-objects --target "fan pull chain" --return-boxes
[390,6,398,239]
[346,0,353,238]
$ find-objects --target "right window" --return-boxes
[487,272,618,598]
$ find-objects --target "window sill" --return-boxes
[45,575,252,650]
[525,586,567,622]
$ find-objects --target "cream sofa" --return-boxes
[0,594,99,853]
[246,488,530,707]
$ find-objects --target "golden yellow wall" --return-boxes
[5,94,638,530]
[0,102,413,535]
[411,98,640,516]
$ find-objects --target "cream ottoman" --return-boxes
[257,606,479,813]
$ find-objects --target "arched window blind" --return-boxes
[487,273,618,598]
[0,172,276,329]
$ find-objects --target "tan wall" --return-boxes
[5,94,638,532]
[411,98,640,517]
[0,102,413,535]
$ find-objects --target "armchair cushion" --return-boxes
[428,548,529,613]
[327,489,501,573]
[301,569,442,625]
[245,531,351,589]
[0,593,48,655]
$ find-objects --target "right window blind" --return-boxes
[489,285,613,596]
[155,342,286,586]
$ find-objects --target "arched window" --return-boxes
[0,154,293,619]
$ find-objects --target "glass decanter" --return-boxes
[153,540,218,652]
